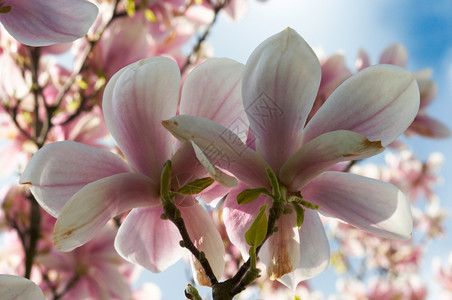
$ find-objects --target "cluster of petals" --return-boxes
[0,0,98,46]
[19,56,255,286]
[434,253,452,297]
[357,43,450,139]
[78,0,252,82]
[163,27,419,288]
[0,184,151,299]
[385,150,444,203]
[36,223,138,300]
[333,275,427,300]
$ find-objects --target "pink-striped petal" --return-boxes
[242,27,321,172]
[170,141,207,190]
[197,182,230,206]
[0,275,45,300]
[303,64,420,146]
[103,57,179,180]
[259,211,300,280]
[416,71,436,109]
[163,115,270,189]
[190,141,238,188]
[279,130,384,191]
[222,0,248,21]
[378,43,408,67]
[223,183,268,259]
[407,113,451,138]
[115,207,185,273]
[302,171,413,240]
[19,141,130,217]
[180,203,225,285]
[53,173,160,252]
[278,210,330,289]
[355,49,371,71]
[0,0,98,46]
[180,58,247,131]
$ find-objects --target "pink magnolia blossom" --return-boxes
[88,14,151,80]
[434,253,452,296]
[367,275,427,300]
[133,282,162,300]
[357,44,450,139]
[19,56,250,286]
[385,151,444,203]
[0,119,29,177]
[332,278,367,300]
[356,43,408,71]
[163,28,418,288]
[307,53,352,122]
[0,48,31,101]
[0,0,98,46]
[36,223,136,300]
[222,0,249,21]
[334,275,427,300]
[0,274,44,300]
[0,230,26,276]
[50,106,109,148]
[413,201,447,239]
[406,69,450,138]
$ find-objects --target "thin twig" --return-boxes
[50,0,125,124]
[343,159,360,173]
[53,275,80,300]
[180,0,229,74]
[24,195,41,279]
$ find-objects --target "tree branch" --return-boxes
[181,0,230,74]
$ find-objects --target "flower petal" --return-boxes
[179,203,225,285]
[103,57,179,180]
[260,211,300,280]
[0,0,98,46]
[163,115,270,189]
[378,43,408,67]
[279,130,384,191]
[53,173,160,251]
[170,141,207,190]
[242,27,321,171]
[115,207,185,273]
[19,141,130,217]
[278,210,330,289]
[302,171,413,240]
[0,274,45,300]
[304,64,420,146]
[191,141,238,188]
[197,182,230,206]
[180,58,247,130]
[356,49,371,71]
[223,183,267,259]
[407,114,451,138]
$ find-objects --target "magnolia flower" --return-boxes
[20,56,249,285]
[434,253,452,294]
[36,223,136,300]
[385,150,444,202]
[0,0,98,46]
[357,44,450,139]
[0,275,44,300]
[307,53,352,122]
[163,28,418,288]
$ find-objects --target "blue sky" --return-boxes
[139,0,452,299]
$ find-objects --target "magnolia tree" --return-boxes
[0,0,450,299]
